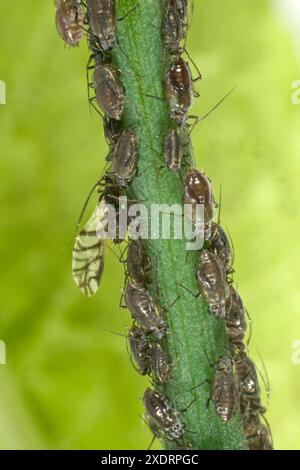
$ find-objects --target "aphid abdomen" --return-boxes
[111,130,138,187]
[196,250,230,318]
[183,168,215,238]
[243,410,273,450]
[211,356,238,423]
[210,222,233,274]
[87,0,116,51]
[144,388,185,441]
[165,57,194,125]
[129,325,150,375]
[93,63,124,120]
[164,128,183,172]
[127,239,151,286]
[150,343,170,384]
[162,3,183,54]
[225,287,247,348]
[55,0,84,47]
[124,283,167,339]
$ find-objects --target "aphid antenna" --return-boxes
[74,170,108,234]
[261,413,274,448]
[117,3,138,23]
[256,348,271,411]
[188,86,237,137]
[106,242,122,260]
[147,433,156,451]
[189,378,210,392]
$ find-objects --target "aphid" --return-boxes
[144,388,185,441]
[103,116,122,146]
[234,350,265,415]
[210,222,233,274]
[210,355,239,423]
[111,129,138,187]
[165,57,194,126]
[243,410,273,450]
[183,168,215,238]
[127,239,151,286]
[128,325,150,375]
[86,0,116,52]
[196,249,230,318]
[164,128,183,172]
[93,60,124,120]
[54,0,84,47]
[225,286,247,349]
[149,343,170,384]
[124,283,167,339]
[101,176,125,244]
[72,198,108,297]
[162,2,183,54]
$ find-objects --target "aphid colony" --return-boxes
[54,1,272,450]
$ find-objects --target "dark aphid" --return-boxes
[164,128,183,172]
[93,60,124,120]
[162,2,183,55]
[103,116,122,145]
[150,343,170,384]
[86,0,116,52]
[225,286,247,349]
[196,249,230,319]
[54,0,84,47]
[210,222,233,274]
[111,129,138,187]
[183,168,215,238]
[234,350,265,415]
[124,283,167,339]
[243,410,273,450]
[210,356,239,423]
[144,388,185,441]
[165,57,194,126]
[128,325,150,375]
[101,176,125,244]
[127,239,151,286]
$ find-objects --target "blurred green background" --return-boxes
[0,0,299,449]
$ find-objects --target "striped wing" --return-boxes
[72,199,108,297]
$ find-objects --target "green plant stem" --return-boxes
[112,0,246,449]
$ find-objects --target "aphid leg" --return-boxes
[147,434,156,451]
[117,3,138,22]
[256,349,271,411]
[184,48,202,82]
[179,283,200,299]
[89,96,104,119]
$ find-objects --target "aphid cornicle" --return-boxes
[93,60,124,120]
[243,410,273,450]
[210,222,233,274]
[164,128,183,172]
[128,325,150,376]
[124,283,167,339]
[111,129,138,187]
[196,249,230,319]
[225,286,247,349]
[72,198,108,297]
[149,343,170,384]
[211,356,239,423]
[54,0,84,47]
[183,168,215,238]
[234,350,265,415]
[162,2,183,55]
[143,388,185,441]
[86,0,116,52]
[127,239,151,286]
[165,57,195,126]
